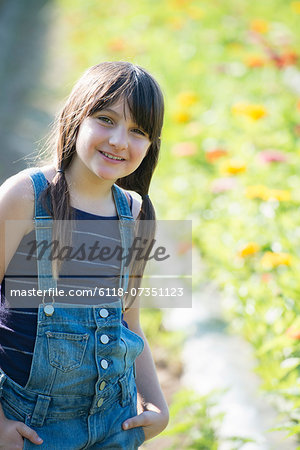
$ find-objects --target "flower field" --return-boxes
[55,0,300,444]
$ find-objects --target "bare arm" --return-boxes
[0,170,35,281]
[122,303,169,440]
[122,193,169,440]
[0,170,44,447]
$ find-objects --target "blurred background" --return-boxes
[1,0,300,448]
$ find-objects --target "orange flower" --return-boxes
[232,103,268,120]
[261,273,272,283]
[177,91,199,108]
[173,111,191,123]
[295,124,300,136]
[297,99,300,111]
[245,54,266,68]
[280,51,298,66]
[172,142,197,157]
[221,160,246,175]
[205,148,228,162]
[107,38,127,52]
[286,327,300,339]
[177,241,193,255]
[291,1,300,14]
[260,251,292,269]
[238,242,260,257]
[250,19,269,34]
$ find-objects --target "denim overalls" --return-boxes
[0,171,146,449]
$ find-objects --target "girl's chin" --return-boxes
[92,166,133,181]
[91,168,122,182]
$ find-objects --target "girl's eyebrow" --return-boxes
[98,107,124,118]
[96,107,132,122]
[100,107,118,115]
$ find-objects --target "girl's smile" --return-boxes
[72,100,151,183]
[98,150,125,162]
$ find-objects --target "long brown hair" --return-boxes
[43,61,164,309]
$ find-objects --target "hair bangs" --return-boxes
[127,69,164,142]
[88,74,131,117]
[85,63,163,142]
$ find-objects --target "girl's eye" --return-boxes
[132,128,147,137]
[98,116,113,125]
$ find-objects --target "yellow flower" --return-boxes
[291,1,300,14]
[260,252,292,269]
[187,6,204,20]
[221,160,246,175]
[177,91,199,108]
[245,185,291,201]
[246,185,268,200]
[167,16,185,30]
[232,103,268,120]
[238,242,260,257]
[267,189,291,201]
[173,111,191,123]
[250,19,269,34]
[169,0,191,8]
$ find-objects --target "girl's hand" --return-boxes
[0,416,43,449]
[122,409,169,441]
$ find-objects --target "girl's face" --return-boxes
[73,99,151,182]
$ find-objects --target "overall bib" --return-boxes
[0,171,146,449]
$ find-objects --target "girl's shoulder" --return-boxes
[0,165,55,228]
[121,189,142,220]
[0,168,35,222]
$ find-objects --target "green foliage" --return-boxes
[53,0,300,442]
[141,308,185,349]
[161,388,255,449]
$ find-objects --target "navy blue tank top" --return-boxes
[0,199,132,387]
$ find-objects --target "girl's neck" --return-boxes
[64,160,118,216]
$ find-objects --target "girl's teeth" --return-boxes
[102,151,124,161]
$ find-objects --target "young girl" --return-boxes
[0,61,169,449]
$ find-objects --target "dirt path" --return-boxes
[164,282,297,450]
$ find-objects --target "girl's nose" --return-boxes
[108,126,128,150]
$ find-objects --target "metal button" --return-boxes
[99,308,108,318]
[100,334,109,344]
[101,359,108,369]
[44,305,54,316]
[97,398,104,408]
[99,381,106,391]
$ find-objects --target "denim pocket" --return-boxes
[121,326,145,369]
[1,397,27,422]
[46,331,89,372]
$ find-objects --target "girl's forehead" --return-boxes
[97,98,134,121]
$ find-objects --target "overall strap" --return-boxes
[112,185,134,312]
[29,170,57,295]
